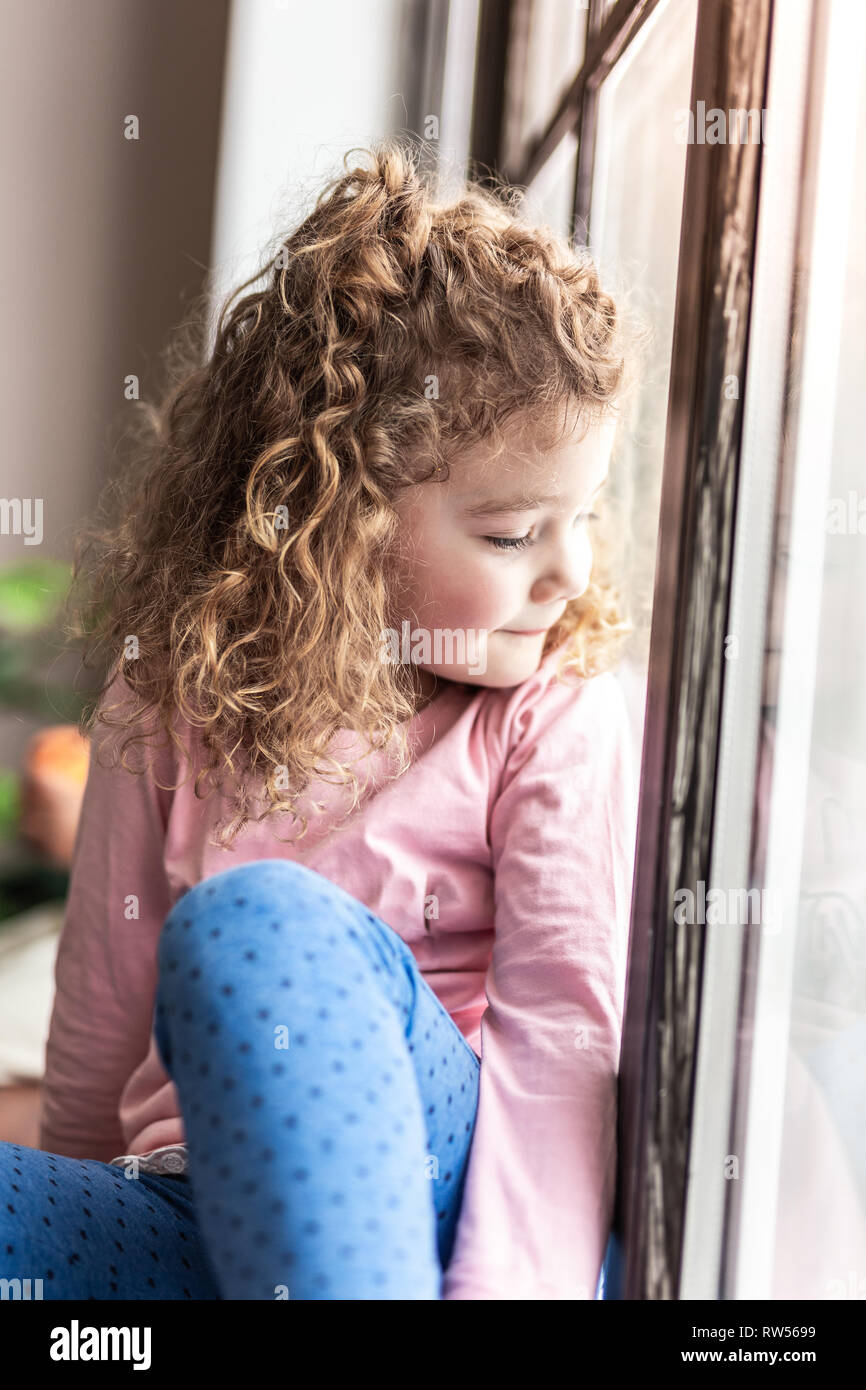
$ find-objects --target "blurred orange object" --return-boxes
[20,725,90,868]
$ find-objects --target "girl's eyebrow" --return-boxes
[460,489,560,517]
[460,476,608,518]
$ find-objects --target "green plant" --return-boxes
[0,558,88,721]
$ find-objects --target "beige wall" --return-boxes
[0,0,228,768]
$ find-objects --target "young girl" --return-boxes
[0,140,637,1301]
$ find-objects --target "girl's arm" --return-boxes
[441,667,637,1300]
[38,676,177,1163]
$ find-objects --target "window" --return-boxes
[457,0,821,1303]
[717,0,866,1299]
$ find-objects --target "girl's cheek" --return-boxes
[425,556,521,630]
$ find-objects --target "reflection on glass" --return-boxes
[760,55,866,1299]
[586,0,698,760]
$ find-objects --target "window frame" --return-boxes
[465,0,774,1298]
[470,0,667,237]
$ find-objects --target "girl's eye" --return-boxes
[484,533,533,551]
[483,511,599,552]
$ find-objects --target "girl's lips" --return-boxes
[499,628,547,636]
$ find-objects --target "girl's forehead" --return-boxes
[447,413,615,501]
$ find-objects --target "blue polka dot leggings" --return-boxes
[0,859,482,1300]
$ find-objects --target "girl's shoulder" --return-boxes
[473,644,631,777]
[89,665,199,785]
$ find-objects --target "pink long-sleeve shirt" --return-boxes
[39,645,636,1299]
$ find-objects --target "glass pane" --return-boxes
[586,0,698,758]
[761,27,866,1299]
[522,130,579,240]
[518,0,587,150]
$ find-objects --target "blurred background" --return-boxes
[1,0,864,1303]
[0,0,448,1137]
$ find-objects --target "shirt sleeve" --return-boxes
[440,666,637,1300]
[38,674,178,1163]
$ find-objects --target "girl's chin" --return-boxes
[440,656,545,690]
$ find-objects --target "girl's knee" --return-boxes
[0,1143,34,1250]
[166,859,334,925]
[157,858,367,980]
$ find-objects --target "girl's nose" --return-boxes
[531,530,593,606]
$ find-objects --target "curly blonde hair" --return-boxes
[69,138,636,848]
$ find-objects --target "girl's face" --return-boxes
[386,409,616,695]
